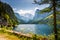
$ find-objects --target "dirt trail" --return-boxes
[0,34,9,40]
[0,34,20,40]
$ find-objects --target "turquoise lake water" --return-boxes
[14,24,53,36]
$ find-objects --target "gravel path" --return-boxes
[0,34,20,40]
[0,35,8,40]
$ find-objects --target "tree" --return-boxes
[33,0,60,40]
[0,1,19,27]
[4,13,9,23]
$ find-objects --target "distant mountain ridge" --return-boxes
[31,9,53,23]
[15,9,53,24]
[15,13,33,23]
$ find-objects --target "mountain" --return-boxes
[15,13,33,23]
[24,13,33,20]
[33,9,41,21]
[0,1,18,26]
[44,13,60,25]
[32,9,53,23]
[15,9,53,24]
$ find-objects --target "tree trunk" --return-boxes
[52,0,58,40]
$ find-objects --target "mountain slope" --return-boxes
[15,13,33,23]
[32,9,53,23]
[14,9,53,24]
[0,1,18,26]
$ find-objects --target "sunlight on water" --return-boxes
[14,24,53,35]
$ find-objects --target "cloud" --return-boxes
[13,4,50,16]
[34,7,39,10]
[37,4,50,10]
[13,8,17,13]
[13,7,40,17]
[13,4,49,19]
[13,8,17,11]
[16,9,34,16]
[13,8,36,15]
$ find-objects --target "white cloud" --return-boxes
[13,7,39,15]
[16,9,34,16]
[37,4,50,10]
[13,7,40,17]
[34,7,39,10]
[13,8,17,11]
[13,4,49,16]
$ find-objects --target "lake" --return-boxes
[13,24,53,36]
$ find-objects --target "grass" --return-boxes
[0,27,60,40]
[0,29,55,40]
[0,30,20,40]
[0,28,33,40]
[0,33,20,40]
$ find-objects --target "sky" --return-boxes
[1,0,49,16]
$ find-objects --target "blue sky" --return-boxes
[1,0,49,16]
[2,0,38,10]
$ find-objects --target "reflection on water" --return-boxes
[14,24,53,35]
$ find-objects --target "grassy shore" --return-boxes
[0,26,60,40]
[0,28,20,40]
[0,28,33,40]
[0,27,55,40]
[0,33,20,40]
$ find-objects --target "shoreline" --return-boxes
[0,28,32,38]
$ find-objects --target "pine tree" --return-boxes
[33,0,60,40]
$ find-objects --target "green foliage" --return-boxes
[40,7,52,13]
[33,0,60,40]
[0,28,56,40]
[0,1,19,27]
[5,14,9,19]
[0,27,60,40]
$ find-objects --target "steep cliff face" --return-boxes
[0,1,18,26]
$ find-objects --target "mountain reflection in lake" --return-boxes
[13,24,53,36]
